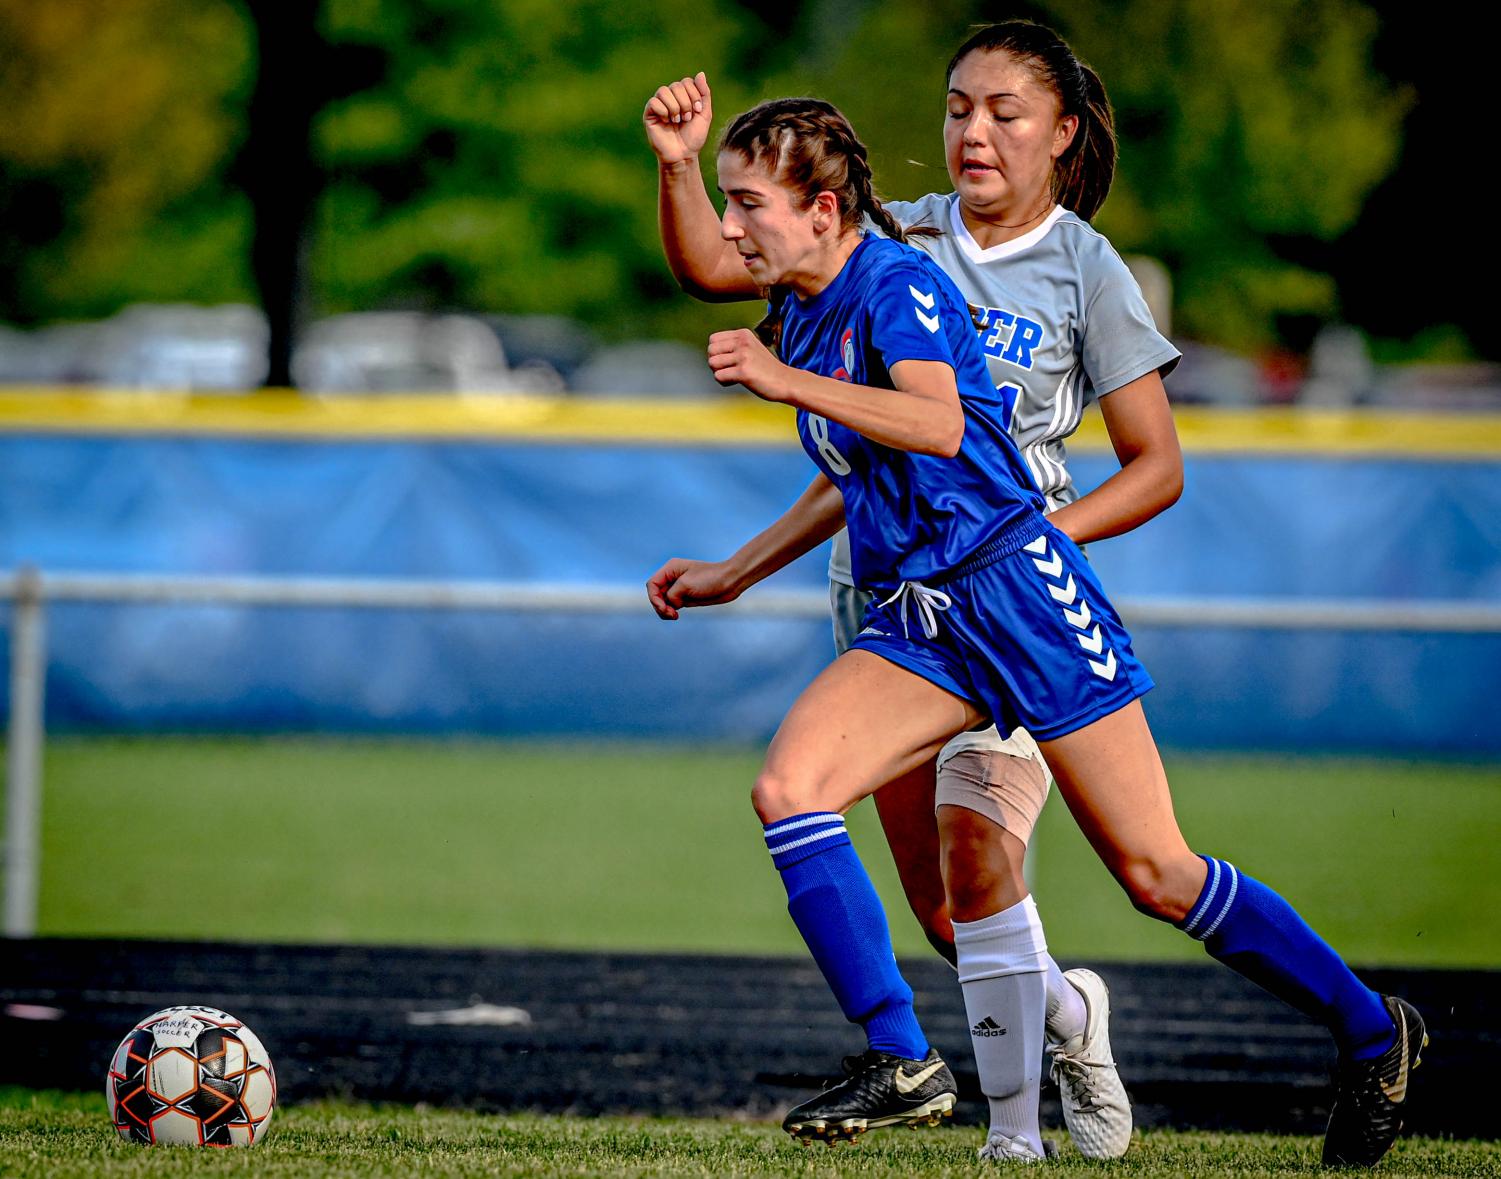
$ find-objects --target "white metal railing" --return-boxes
[5,566,1501,938]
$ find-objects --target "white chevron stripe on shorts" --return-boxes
[1028,537,1117,682]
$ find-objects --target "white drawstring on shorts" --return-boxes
[876,580,953,640]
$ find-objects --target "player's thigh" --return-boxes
[756,649,985,822]
[872,761,943,902]
[837,581,949,920]
[1037,699,1204,916]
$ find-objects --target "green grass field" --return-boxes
[27,736,1501,965]
[3,1090,1497,1179]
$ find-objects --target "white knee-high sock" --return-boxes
[952,896,1049,1154]
[1045,954,1088,1048]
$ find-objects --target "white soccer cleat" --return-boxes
[977,1131,1056,1162]
[1047,968,1132,1159]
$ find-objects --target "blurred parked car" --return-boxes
[0,322,85,383]
[98,304,270,389]
[0,305,268,389]
[570,340,726,397]
[1164,340,1264,406]
[486,314,600,387]
[292,312,563,394]
[1372,362,1501,411]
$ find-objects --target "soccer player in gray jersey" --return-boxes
[647,21,1423,1171]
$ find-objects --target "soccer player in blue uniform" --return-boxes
[645,24,1179,1161]
[645,90,1425,1169]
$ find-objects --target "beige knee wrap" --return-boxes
[935,727,1050,846]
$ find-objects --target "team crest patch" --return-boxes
[832,327,856,382]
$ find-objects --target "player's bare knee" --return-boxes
[940,847,1006,923]
[909,897,953,957]
[751,769,811,823]
[945,877,1013,924]
[938,805,1028,921]
[1117,856,1197,923]
[922,921,958,968]
[895,877,948,939]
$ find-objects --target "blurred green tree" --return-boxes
[0,0,255,323]
[1071,0,1407,351]
[771,0,1406,351]
[312,0,767,341]
[0,0,1413,359]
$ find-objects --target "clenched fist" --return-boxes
[643,71,713,165]
[707,329,790,402]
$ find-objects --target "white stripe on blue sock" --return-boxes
[767,826,848,857]
[1181,857,1222,938]
[764,813,850,872]
[763,812,845,840]
[1200,862,1241,940]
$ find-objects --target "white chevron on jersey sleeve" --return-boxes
[909,285,940,332]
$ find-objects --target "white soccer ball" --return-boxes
[105,1005,276,1146]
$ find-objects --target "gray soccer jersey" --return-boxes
[827,198,1179,586]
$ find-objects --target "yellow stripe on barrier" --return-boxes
[1164,408,1501,458]
[2,388,1500,457]
[0,388,798,446]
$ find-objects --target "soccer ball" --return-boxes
[106,1005,276,1146]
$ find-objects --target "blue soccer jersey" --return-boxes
[780,235,1045,592]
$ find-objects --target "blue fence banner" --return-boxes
[3,407,1500,755]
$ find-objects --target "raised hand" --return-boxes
[643,71,714,164]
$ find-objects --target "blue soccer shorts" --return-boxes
[849,516,1153,742]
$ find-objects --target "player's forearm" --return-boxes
[724,475,845,589]
[776,369,965,457]
[1047,450,1183,544]
[659,160,759,302]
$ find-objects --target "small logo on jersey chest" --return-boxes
[832,327,856,382]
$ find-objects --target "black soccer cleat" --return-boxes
[781,1048,957,1145]
[1322,995,1428,1168]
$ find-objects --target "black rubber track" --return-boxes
[3,938,1493,1136]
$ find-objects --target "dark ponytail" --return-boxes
[947,20,1117,220]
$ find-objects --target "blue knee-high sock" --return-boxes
[1178,855,1394,1059]
[764,812,927,1059]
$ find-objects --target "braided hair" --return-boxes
[719,98,912,353]
[720,97,908,243]
[947,21,1117,221]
